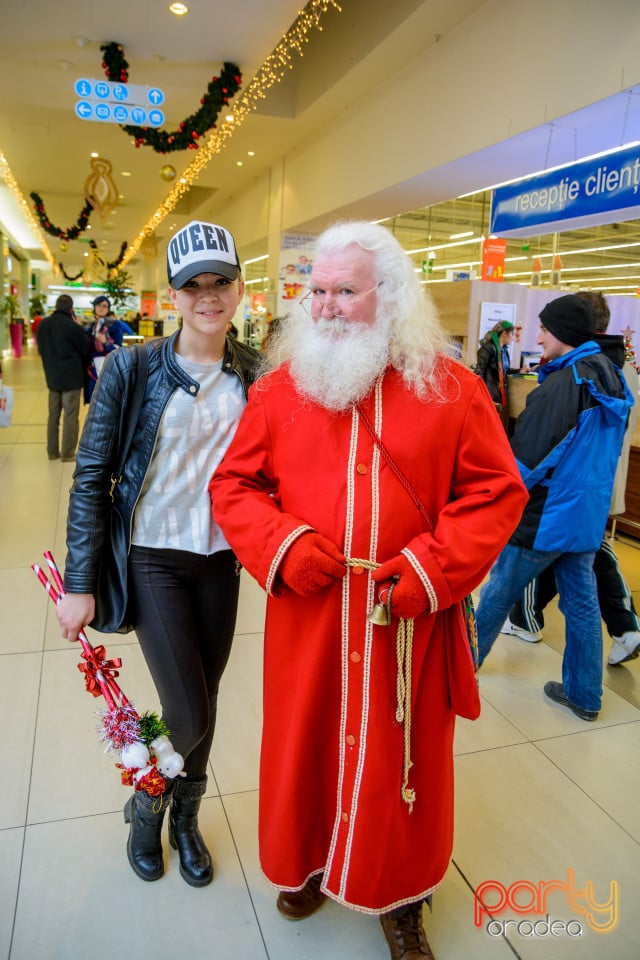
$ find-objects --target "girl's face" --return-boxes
[168,272,244,339]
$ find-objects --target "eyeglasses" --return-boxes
[299,283,380,318]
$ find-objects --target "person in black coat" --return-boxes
[474,319,515,430]
[36,294,91,461]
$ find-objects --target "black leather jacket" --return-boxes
[63,330,260,593]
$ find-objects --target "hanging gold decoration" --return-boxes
[140,234,158,262]
[83,246,107,285]
[160,164,177,182]
[84,156,119,222]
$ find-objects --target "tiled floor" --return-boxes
[1,346,639,960]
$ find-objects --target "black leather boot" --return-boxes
[169,775,213,887]
[123,782,174,882]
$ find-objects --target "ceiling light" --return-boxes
[449,230,474,239]
[90,152,99,158]
[121,172,131,177]
[244,254,269,265]
[247,151,255,157]
[225,114,235,123]
[236,161,243,167]
[73,36,89,48]
[169,3,189,15]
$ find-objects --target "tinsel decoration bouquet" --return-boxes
[32,551,184,796]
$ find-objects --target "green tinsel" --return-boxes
[138,711,170,744]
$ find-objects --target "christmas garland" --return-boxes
[100,42,242,153]
[30,192,93,241]
[58,263,84,282]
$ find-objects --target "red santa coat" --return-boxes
[211,359,527,914]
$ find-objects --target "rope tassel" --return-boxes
[346,557,416,812]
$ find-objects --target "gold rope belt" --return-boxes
[345,558,416,812]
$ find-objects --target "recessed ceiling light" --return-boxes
[236,161,243,167]
[73,36,89,48]
[121,172,131,177]
[90,152,99,158]
[169,2,189,15]
[247,151,255,157]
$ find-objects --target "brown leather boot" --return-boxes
[380,902,435,959]
[276,873,326,920]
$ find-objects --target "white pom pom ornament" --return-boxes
[120,741,151,769]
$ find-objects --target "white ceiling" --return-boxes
[1,0,640,296]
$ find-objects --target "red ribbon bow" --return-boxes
[77,646,122,698]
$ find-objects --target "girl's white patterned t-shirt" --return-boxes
[131,354,244,554]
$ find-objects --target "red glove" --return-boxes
[278,532,346,596]
[372,554,429,619]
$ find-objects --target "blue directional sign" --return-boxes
[75,101,93,120]
[74,78,166,125]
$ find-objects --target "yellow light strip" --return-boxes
[123,0,342,266]
[0,150,58,272]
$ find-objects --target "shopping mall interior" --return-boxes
[1,2,640,959]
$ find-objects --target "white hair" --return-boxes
[263,220,456,400]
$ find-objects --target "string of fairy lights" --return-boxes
[121,0,342,267]
[0,150,58,272]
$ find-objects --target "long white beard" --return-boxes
[289,314,391,411]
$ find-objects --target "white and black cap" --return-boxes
[167,221,241,289]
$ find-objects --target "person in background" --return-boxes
[211,221,527,960]
[473,319,515,430]
[36,294,92,462]
[476,294,635,721]
[56,221,260,888]
[503,290,640,666]
[105,309,135,343]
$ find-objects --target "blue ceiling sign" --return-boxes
[73,78,166,126]
[490,144,640,237]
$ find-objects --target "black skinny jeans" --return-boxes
[128,546,240,777]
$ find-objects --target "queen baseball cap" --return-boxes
[167,221,241,288]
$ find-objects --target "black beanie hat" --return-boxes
[539,294,596,347]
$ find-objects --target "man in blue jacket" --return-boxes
[476,294,635,720]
